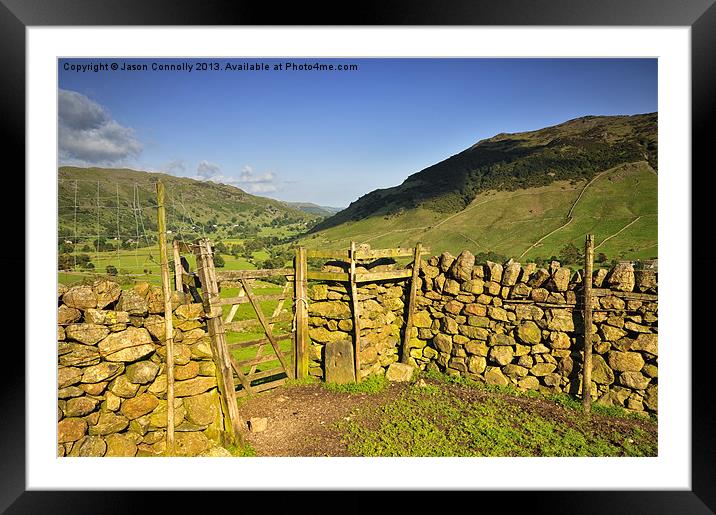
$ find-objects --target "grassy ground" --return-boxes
[302,161,657,263]
[336,371,657,457]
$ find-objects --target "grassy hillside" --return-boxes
[301,161,657,264]
[57,167,325,284]
[58,166,321,243]
[315,113,657,231]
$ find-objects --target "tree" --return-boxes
[76,254,91,266]
[58,254,74,270]
[262,256,284,269]
[558,243,583,265]
[214,253,225,267]
[93,237,107,252]
[106,265,118,276]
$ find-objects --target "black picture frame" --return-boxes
[4,1,714,512]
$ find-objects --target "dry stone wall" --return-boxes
[305,251,658,416]
[307,280,409,380]
[57,279,228,457]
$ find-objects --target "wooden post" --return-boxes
[172,239,183,293]
[156,182,175,456]
[294,247,309,379]
[582,233,595,414]
[349,242,361,382]
[401,242,422,364]
[194,239,244,444]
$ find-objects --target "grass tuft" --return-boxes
[323,374,388,394]
[225,441,257,457]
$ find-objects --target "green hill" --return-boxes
[315,113,656,230]
[58,166,321,245]
[304,113,657,264]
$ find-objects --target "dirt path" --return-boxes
[518,217,574,259]
[518,168,610,259]
[235,382,407,456]
[594,216,642,250]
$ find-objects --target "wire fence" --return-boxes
[58,176,208,286]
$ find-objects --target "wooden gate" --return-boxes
[192,239,297,399]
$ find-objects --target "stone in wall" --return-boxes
[449,251,475,282]
[608,263,635,292]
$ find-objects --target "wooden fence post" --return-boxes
[294,247,309,379]
[401,242,422,364]
[349,242,361,382]
[156,181,175,456]
[194,239,244,444]
[172,239,183,292]
[582,233,595,414]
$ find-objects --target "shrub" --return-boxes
[58,254,74,270]
[558,243,583,265]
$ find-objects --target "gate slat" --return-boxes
[224,285,245,324]
[236,378,287,397]
[226,314,291,332]
[236,353,284,368]
[226,333,292,350]
[216,268,294,280]
[240,278,295,380]
[217,293,286,307]
[225,352,256,390]
[245,366,287,382]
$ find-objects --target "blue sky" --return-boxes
[58,58,657,207]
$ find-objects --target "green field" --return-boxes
[57,244,267,287]
[301,161,657,264]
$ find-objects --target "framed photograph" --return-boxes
[6,0,714,512]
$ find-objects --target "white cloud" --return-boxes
[235,165,279,192]
[244,182,278,193]
[190,163,281,194]
[163,159,187,176]
[58,89,142,166]
[196,160,221,179]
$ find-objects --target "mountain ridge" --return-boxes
[314,112,657,232]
